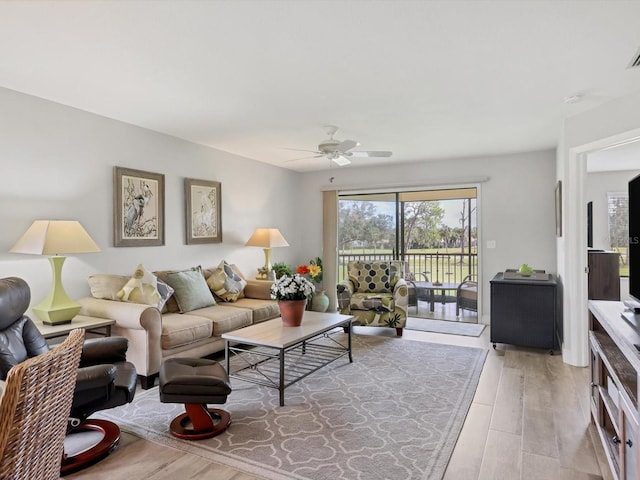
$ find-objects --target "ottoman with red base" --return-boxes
[159,358,232,440]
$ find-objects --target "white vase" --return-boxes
[311,290,330,312]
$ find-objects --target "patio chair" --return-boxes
[337,261,408,336]
[456,275,478,317]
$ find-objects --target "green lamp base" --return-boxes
[33,255,81,325]
[33,305,80,325]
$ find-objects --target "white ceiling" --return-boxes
[1,1,640,172]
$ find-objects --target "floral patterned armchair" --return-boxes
[336,261,408,336]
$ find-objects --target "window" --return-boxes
[607,191,628,276]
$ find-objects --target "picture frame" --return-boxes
[185,178,222,244]
[113,166,165,247]
[555,180,562,237]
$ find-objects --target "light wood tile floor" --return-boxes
[67,326,613,480]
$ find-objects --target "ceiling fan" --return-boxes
[285,125,392,166]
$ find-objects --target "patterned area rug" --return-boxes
[97,334,487,480]
[406,317,485,337]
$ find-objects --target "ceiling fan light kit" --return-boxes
[286,125,393,166]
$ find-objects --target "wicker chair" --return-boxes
[0,329,84,480]
[0,277,137,474]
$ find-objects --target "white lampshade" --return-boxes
[245,228,289,279]
[11,220,101,255]
[245,228,289,248]
[10,220,100,325]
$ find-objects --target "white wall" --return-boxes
[297,150,558,323]
[0,87,304,312]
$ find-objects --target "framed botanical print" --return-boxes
[185,178,222,244]
[113,166,165,247]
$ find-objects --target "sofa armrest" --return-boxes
[244,280,274,300]
[78,297,160,331]
[78,297,162,377]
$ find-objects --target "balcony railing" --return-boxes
[338,252,477,285]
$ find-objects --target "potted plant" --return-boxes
[270,274,315,326]
[272,262,293,279]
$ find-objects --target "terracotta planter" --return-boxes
[279,299,307,327]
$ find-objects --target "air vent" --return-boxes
[629,47,640,69]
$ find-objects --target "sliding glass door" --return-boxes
[338,187,478,321]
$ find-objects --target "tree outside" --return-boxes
[338,195,477,283]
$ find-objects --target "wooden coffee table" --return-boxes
[222,311,354,406]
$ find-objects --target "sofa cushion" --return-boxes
[226,298,280,324]
[161,313,213,350]
[206,260,247,303]
[165,266,216,313]
[188,304,253,336]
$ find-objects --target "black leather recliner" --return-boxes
[0,277,137,474]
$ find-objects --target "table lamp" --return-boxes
[245,228,289,279]
[10,220,101,325]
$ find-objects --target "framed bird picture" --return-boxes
[184,178,222,244]
[113,166,165,247]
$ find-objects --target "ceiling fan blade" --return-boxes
[347,150,393,158]
[284,154,324,163]
[336,139,358,152]
[281,147,323,154]
[332,155,351,166]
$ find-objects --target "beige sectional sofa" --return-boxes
[77,264,279,388]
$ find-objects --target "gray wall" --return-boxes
[0,87,304,309]
[298,150,558,323]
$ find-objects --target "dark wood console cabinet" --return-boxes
[588,250,621,301]
[490,272,558,352]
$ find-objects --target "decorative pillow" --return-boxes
[357,262,391,293]
[155,279,175,311]
[165,266,216,313]
[117,264,162,307]
[348,261,362,290]
[154,270,180,313]
[88,274,129,300]
[206,260,247,302]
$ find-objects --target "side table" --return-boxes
[35,315,115,340]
